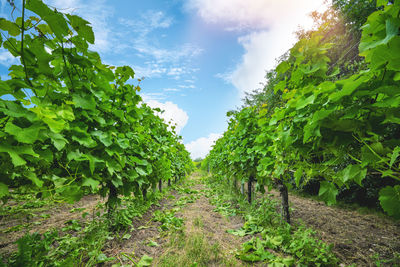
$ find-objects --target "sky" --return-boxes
[0,0,327,159]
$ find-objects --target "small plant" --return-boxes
[193,217,203,228]
[207,175,338,266]
[153,209,183,231]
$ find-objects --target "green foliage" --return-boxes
[208,0,400,218]
[379,185,400,219]
[0,0,192,213]
[5,219,113,266]
[206,176,338,266]
[153,209,183,231]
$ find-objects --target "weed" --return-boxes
[193,217,204,228]
[153,209,183,231]
[157,232,235,267]
[206,175,338,266]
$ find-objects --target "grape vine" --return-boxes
[208,0,400,219]
[0,0,193,213]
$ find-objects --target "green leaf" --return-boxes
[276,61,290,74]
[56,107,75,121]
[4,121,43,144]
[42,117,66,133]
[0,183,9,198]
[24,170,43,188]
[389,146,400,168]
[376,0,388,7]
[296,95,315,110]
[138,255,153,267]
[58,185,84,203]
[0,18,20,36]
[394,72,400,81]
[361,145,380,166]
[82,154,104,175]
[329,74,369,102]
[48,132,68,150]
[274,80,286,93]
[71,127,97,148]
[72,94,97,110]
[318,181,338,206]
[136,166,147,176]
[26,0,69,40]
[379,186,400,219]
[117,138,129,149]
[66,14,95,44]
[0,143,39,166]
[239,253,261,262]
[0,101,35,120]
[82,178,100,190]
[122,233,131,239]
[294,167,303,187]
[91,130,112,147]
[147,240,159,247]
[338,164,367,186]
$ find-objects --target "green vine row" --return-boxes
[0,0,193,211]
[208,0,400,219]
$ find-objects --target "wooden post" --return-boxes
[248,176,253,203]
[159,179,162,192]
[276,178,290,224]
[106,182,118,219]
[142,187,147,201]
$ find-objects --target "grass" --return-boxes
[205,175,338,266]
[290,189,391,220]
[193,217,204,228]
[156,231,238,267]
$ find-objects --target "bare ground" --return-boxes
[2,174,399,266]
[264,189,400,266]
[0,194,103,257]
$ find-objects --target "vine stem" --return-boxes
[20,0,33,87]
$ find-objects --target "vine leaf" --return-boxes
[0,18,20,36]
[318,181,338,206]
[26,0,69,40]
[389,146,400,168]
[0,183,9,198]
[66,14,95,44]
[379,186,400,219]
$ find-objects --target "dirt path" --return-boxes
[144,173,249,266]
[265,189,400,266]
[104,174,250,266]
[0,194,103,256]
[4,173,397,266]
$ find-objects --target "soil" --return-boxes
[173,180,247,265]
[264,189,400,266]
[1,174,399,266]
[0,194,104,257]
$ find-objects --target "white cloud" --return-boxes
[231,30,287,97]
[117,12,202,80]
[164,88,181,92]
[178,84,195,89]
[185,133,222,159]
[0,50,19,67]
[119,10,173,35]
[186,0,325,31]
[187,0,327,97]
[144,98,189,134]
[47,0,115,53]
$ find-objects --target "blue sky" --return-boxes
[0,0,326,159]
